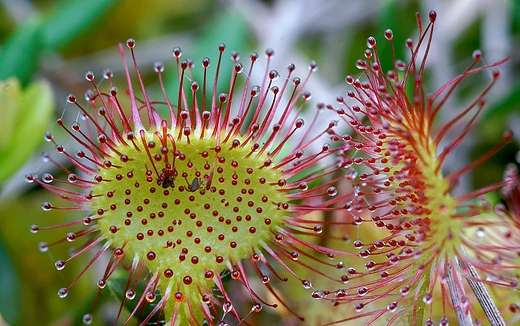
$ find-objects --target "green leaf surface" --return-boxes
[483,81,520,120]
[107,277,164,324]
[41,0,121,50]
[0,19,43,86]
[377,0,418,72]
[0,80,54,183]
[0,79,21,149]
[0,239,21,325]
[162,9,250,117]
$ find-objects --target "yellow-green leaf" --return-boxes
[0,79,54,183]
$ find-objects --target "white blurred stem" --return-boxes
[446,260,474,326]
[0,0,35,24]
[457,258,506,326]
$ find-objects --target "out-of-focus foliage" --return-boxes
[0,78,53,183]
[0,0,518,325]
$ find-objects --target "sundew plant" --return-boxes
[21,7,520,326]
[28,38,358,324]
[315,10,519,326]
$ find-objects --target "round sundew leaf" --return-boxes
[27,34,356,324]
[93,127,288,322]
[0,79,54,183]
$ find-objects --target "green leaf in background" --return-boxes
[0,79,20,149]
[163,9,250,116]
[0,19,43,86]
[41,0,121,50]
[483,81,520,120]
[0,239,21,325]
[0,78,54,183]
[0,0,120,86]
[107,277,165,324]
[376,0,418,72]
[192,8,250,59]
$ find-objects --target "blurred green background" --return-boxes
[0,0,519,325]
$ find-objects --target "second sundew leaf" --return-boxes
[41,0,121,50]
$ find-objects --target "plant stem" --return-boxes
[457,258,506,326]
[446,260,474,326]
